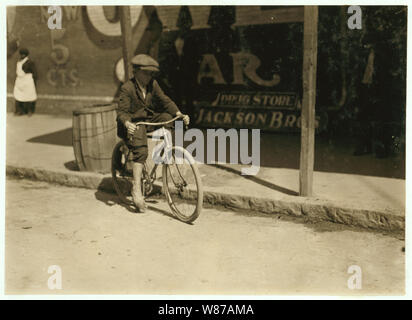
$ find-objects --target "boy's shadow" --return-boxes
[94,184,180,221]
[94,189,136,214]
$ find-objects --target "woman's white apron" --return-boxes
[13,57,37,102]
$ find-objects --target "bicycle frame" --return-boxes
[146,126,172,183]
[123,125,174,187]
[112,114,203,222]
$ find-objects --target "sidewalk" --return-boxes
[6,113,405,232]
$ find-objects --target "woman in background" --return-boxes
[13,47,37,116]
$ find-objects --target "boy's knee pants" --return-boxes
[126,112,174,164]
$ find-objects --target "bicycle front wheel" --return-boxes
[162,146,203,223]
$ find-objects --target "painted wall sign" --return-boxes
[157,7,308,132]
[194,107,320,132]
[204,91,298,109]
[8,5,325,132]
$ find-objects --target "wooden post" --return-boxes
[299,6,318,197]
[119,6,133,81]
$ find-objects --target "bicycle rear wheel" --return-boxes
[162,146,203,223]
[112,141,133,205]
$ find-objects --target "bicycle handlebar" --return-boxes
[128,114,186,141]
[134,115,183,126]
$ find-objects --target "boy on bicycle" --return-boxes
[116,54,189,212]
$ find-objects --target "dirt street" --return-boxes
[5,178,404,295]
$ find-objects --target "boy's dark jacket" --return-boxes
[116,78,179,140]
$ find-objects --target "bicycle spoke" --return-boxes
[163,147,202,222]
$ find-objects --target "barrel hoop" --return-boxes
[79,125,117,138]
[73,104,117,115]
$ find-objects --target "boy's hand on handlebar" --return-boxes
[176,111,190,126]
[125,121,137,136]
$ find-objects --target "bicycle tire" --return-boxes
[162,146,203,223]
[111,140,133,205]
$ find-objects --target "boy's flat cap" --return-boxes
[131,54,159,72]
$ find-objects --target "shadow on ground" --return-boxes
[94,189,136,214]
[64,160,79,171]
[26,127,405,179]
[208,164,299,196]
[188,130,405,179]
[94,177,180,221]
[27,127,72,146]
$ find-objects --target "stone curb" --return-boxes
[6,165,404,232]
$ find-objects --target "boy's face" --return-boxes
[133,67,155,87]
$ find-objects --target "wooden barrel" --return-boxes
[72,103,118,173]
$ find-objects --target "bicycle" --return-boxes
[111,115,203,223]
